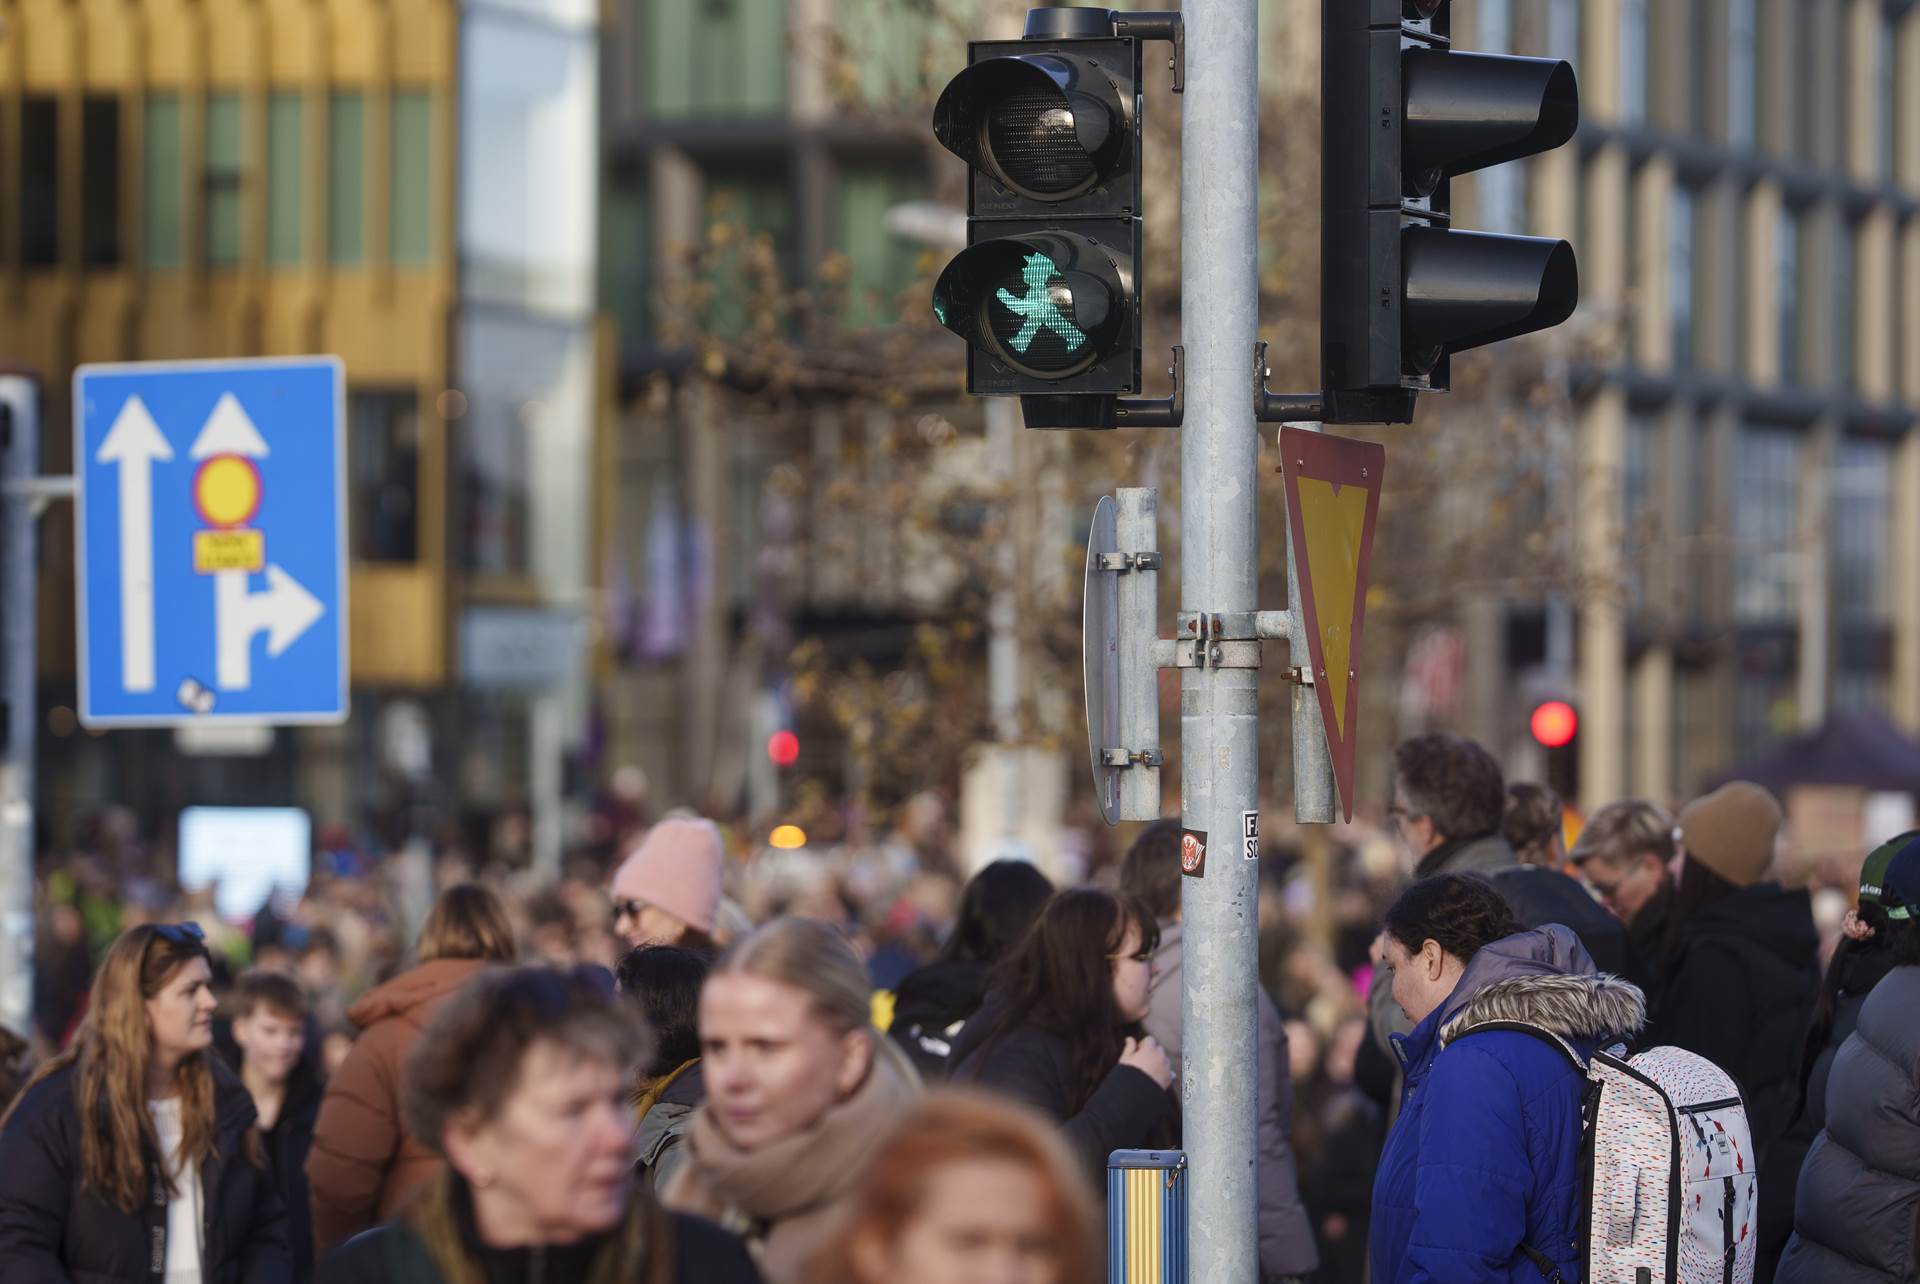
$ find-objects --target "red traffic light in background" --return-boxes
[766,730,800,768]
[1530,700,1578,749]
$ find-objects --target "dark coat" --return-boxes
[888,958,989,1080]
[1776,965,1920,1284]
[216,1021,325,1282]
[315,1173,760,1284]
[1646,882,1818,1273]
[0,1058,293,1284]
[1369,927,1646,1284]
[950,1007,1176,1179]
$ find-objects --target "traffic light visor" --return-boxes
[934,55,1126,200]
[1403,51,1578,194]
[934,233,1128,379]
[1402,227,1578,371]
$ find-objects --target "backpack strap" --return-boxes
[1519,1241,1572,1284]
[1451,1019,1588,1073]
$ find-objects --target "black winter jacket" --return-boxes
[1647,882,1819,1274]
[216,1015,325,1281]
[1776,965,1920,1284]
[950,1007,1176,1178]
[889,958,990,1080]
[0,1058,293,1284]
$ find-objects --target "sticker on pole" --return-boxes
[1180,828,1208,878]
[1279,427,1385,822]
[1243,811,1260,861]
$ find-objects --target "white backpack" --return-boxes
[1464,1022,1758,1284]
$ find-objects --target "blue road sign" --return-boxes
[75,357,347,727]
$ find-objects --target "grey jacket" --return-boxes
[1144,923,1319,1280]
[1777,965,1920,1284]
[634,1063,705,1194]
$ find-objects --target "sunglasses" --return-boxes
[153,921,205,948]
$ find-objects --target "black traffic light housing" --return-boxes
[1321,0,1580,424]
[931,7,1182,429]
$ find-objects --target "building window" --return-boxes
[21,97,58,267]
[1837,218,1859,391]
[1548,0,1580,69]
[390,91,433,264]
[1622,411,1659,610]
[1881,15,1898,181]
[82,98,121,268]
[328,93,365,264]
[144,95,184,268]
[1832,435,1892,713]
[349,392,421,564]
[601,182,650,353]
[205,93,245,265]
[1728,0,1756,147]
[1620,0,1649,126]
[1733,423,1799,622]
[835,167,923,330]
[1670,187,1694,370]
[643,0,787,119]
[1776,207,1800,384]
[701,175,793,337]
[267,93,303,264]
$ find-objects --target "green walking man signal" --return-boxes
[997,254,1086,354]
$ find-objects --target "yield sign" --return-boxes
[1279,427,1385,821]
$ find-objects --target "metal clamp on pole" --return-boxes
[1252,340,1325,423]
[1107,10,1186,91]
[1111,346,1185,429]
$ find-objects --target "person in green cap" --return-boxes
[1777,832,1920,1284]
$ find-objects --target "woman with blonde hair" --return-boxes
[307,884,517,1256]
[663,916,921,1283]
[800,1090,1099,1284]
[0,922,292,1282]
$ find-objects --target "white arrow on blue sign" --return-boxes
[74,357,348,727]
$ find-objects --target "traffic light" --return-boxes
[931,7,1182,429]
[1321,0,1580,424]
[1529,698,1579,799]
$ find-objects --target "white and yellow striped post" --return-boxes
[1107,1149,1188,1284]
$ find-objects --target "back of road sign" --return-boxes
[75,358,347,727]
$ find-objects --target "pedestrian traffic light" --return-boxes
[1530,698,1579,799]
[1320,0,1580,424]
[931,7,1183,429]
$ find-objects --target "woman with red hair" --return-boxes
[800,1090,1099,1284]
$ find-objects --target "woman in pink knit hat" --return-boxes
[610,816,726,954]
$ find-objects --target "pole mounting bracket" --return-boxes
[1253,341,1325,423]
[1110,10,1185,92]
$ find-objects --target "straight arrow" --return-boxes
[96,396,172,693]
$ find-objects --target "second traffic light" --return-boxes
[1321,0,1580,424]
[931,8,1181,429]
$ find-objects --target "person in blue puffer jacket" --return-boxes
[1370,874,1646,1284]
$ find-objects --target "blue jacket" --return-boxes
[1370,927,1646,1284]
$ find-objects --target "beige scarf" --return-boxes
[663,1037,920,1283]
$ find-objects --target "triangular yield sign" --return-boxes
[1279,427,1385,822]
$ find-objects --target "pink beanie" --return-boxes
[612,817,724,935]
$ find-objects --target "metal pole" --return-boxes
[0,376,40,1037]
[1179,0,1261,1273]
[1115,488,1160,820]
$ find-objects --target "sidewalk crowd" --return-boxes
[0,731,1912,1284]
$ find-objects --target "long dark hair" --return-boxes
[975,889,1158,1114]
[940,860,1055,967]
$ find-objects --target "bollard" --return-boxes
[1107,1149,1188,1284]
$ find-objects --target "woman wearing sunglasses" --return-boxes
[951,888,1176,1179]
[0,922,293,1283]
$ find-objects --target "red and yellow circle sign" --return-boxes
[194,455,263,529]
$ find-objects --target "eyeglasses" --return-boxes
[153,922,205,947]
[610,897,646,925]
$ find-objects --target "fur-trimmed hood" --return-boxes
[1439,971,1647,1050]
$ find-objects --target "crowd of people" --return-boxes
[0,729,1912,1284]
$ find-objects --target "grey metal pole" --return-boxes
[1115,488,1160,820]
[1179,0,1262,1273]
[0,376,40,1037]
